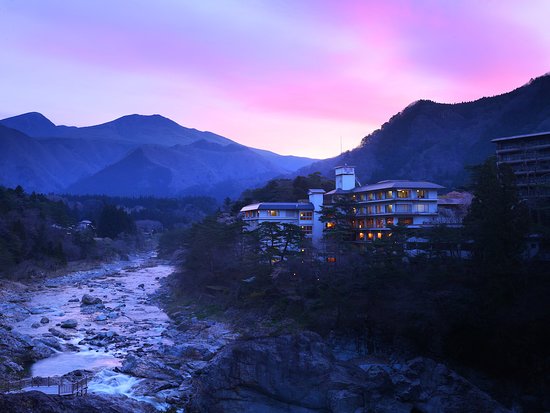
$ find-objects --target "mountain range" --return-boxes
[1,73,549,199]
[0,113,316,199]
[297,74,550,189]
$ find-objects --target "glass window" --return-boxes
[368,193,374,200]
[386,204,393,213]
[397,190,410,198]
[300,211,313,220]
[300,225,312,235]
[395,204,412,213]
[268,210,279,216]
[416,189,426,199]
[386,190,393,198]
[415,203,429,213]
[400,217,413,225]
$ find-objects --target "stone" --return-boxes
[31,322,41,329]
[95,314,107,321]
[40,317,49,324]
[81,294,103,305]
[0,391,157,413]
[186,332,510,413]
[49,328,72,340]
[60,319,78,329]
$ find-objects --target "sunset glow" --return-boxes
[1,0,548,158]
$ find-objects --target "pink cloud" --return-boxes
[1,1,549,158]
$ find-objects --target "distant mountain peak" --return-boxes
[110,113,179,126]
[0,111,56,131]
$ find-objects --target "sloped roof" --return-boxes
[353,180,444,192]
[240,202,314,212]
[492,131,550,142]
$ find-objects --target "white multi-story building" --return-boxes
[240,201,317,237]
[240,166,443,245]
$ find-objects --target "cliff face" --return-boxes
[187,332,509,413]
[299,74,550,189]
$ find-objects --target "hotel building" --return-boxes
[240,166,443,245]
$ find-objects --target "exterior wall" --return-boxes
[351,185,439,241]
[335,166,356,190]
[308,191,325,246]
[242,207,315,239]
[493,132,550,200]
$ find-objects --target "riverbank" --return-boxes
[0,251,179,411]
[149,270,515,413]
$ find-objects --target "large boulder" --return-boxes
[186,332,509,413]
[81,294,103,305]
[60,319,78,329]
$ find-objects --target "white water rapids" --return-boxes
[8,252,175,410]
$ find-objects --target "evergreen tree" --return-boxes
[464,157,528,274]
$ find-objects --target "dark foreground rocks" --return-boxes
[0,391,156,413]
[186,331,509,413]
[0,325,56,380]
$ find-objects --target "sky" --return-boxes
[0,0,549,159]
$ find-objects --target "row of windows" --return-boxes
[355,203,432,215]
[261,210,312,218]
[352,217,414,228]
[352,189,429,201]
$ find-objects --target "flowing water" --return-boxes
[9,252,175,409]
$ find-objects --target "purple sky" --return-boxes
[1,1,548,158]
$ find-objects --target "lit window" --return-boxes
[368,193,374,200]
[377,232,382,239]
[268,210,279,216]
[359,232,365,240]
[386,218,394,225]
[386,204,393,213]
[397,190,410,198]
[300,225,312,235]
[326,222,335,229]
[300,211,313,220]
[416,190,426,199]
[367,232,374,239]
[400,217,413,225]
[327,256,336,263]
[386,190,393,198]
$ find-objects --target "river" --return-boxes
[7,252,176,409]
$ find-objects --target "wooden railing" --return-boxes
[0,376,89,396]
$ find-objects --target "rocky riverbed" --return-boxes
[0,253,512,412]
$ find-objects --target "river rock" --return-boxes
[95,314,107,321]
[81,294,103,305]
[31,322,41,329]
[49,327,72,340]
[60,319,78,329]
[0,391,157,413]
[186,331,510,413]
[40,317,49,324]
[119,353,182,381]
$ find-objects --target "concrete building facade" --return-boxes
[240,166,443,246]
